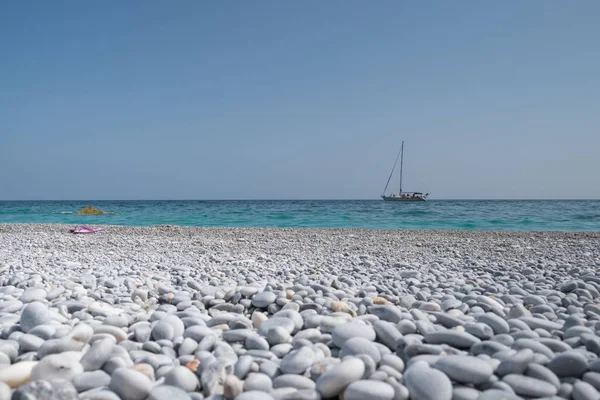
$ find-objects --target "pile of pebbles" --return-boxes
[1,225,600,400]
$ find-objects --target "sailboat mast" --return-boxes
[399,141,404,194]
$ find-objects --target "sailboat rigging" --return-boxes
[381,141,429,201]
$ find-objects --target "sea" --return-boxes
[0,200,599,231]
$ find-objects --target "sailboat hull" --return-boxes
[382,196,426,202]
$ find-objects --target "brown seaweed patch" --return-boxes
[76,206,108,215]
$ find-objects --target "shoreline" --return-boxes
[2,223,600,238]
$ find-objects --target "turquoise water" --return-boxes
[0,200,599,231]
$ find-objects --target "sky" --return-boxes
[1,1,599,200]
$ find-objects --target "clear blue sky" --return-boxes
[1,1,599,200]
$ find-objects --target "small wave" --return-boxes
[54,211,73,214]
[574,214,600,221]
[519,219,536,225]
[403,210,439,217]
[266,214,294,220]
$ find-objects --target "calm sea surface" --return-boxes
[0,200,599,231]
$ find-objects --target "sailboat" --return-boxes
[381,141,429,201]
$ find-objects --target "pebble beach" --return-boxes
[2,224,600,400]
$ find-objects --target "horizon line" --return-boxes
[1,198,599,202]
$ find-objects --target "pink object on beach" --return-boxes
[70,225,104,234]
